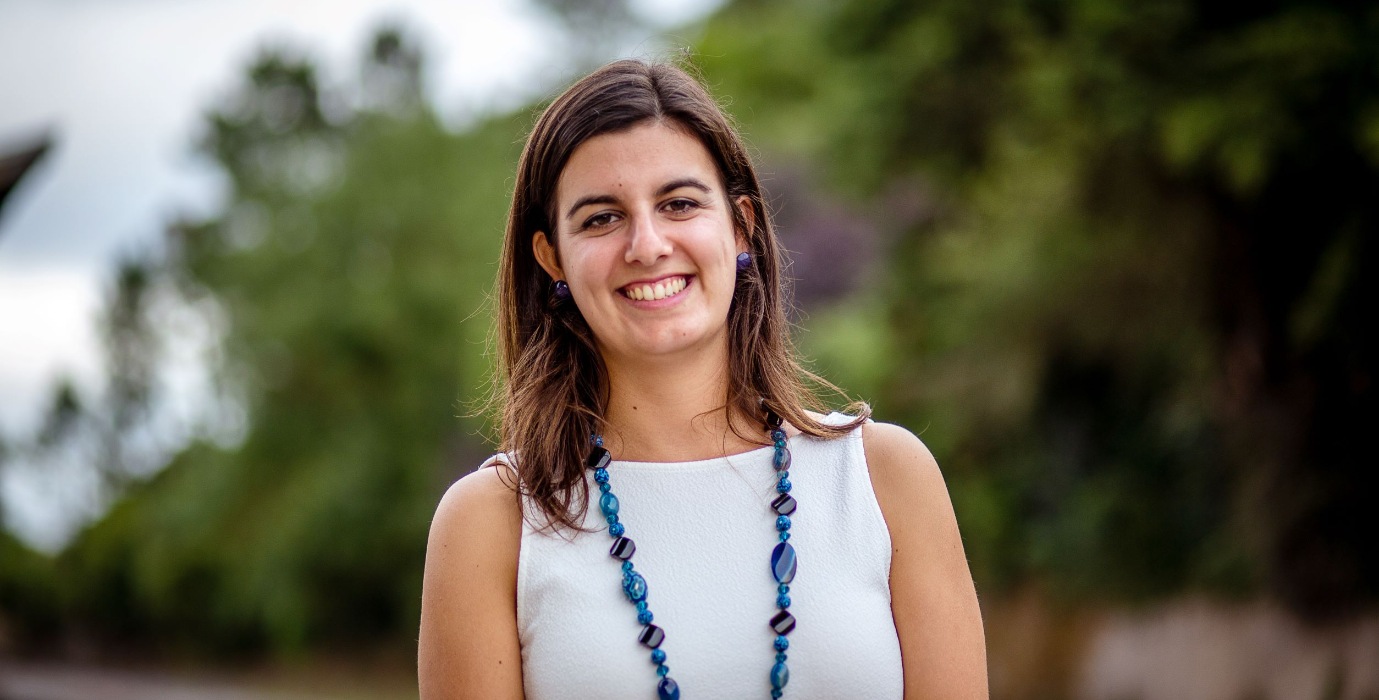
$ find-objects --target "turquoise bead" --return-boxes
[776,515,791,531]
[651,649,666,664]
[656,664,670,677]
[623,571,647,602]
[776,479,792,493]
[599,491,619,517]
[777,593,791,608]
[770,661,790,689]
[609,522,625,537]
[774,634,789,650]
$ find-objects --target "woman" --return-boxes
[418,59,987,699]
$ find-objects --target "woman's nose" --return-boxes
[624,212,673,265]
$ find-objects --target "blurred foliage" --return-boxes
[699,0,1378,613]
[1,0,1375,660]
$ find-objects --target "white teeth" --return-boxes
[624,276,687,300]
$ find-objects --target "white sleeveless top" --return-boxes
[508,413,904,699]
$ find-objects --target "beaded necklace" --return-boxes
[585,409,798,700]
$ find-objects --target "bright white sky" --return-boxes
[0,0,718,548]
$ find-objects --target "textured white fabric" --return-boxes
[509,413,903,700]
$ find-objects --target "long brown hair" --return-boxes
[490,58,868,531]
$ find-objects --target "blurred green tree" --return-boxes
[51,29,525,654]
[698,0,1378,615]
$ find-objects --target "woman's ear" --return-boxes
[532,231,564,281]
[734,195,756,255]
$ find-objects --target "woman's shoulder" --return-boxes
[859,421,947,513]
[431,455,522,542]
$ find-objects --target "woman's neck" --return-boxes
[600,343,759,463]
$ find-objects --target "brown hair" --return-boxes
[490,58,868,531]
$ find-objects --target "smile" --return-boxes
[619,275,689,301]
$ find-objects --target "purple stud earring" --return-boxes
[736,252,752,271]
[553,280,571,299]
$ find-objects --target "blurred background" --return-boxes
[1,0,1375,698]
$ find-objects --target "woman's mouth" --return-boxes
[619,275,689,301]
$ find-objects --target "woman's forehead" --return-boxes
[554,122,722,205]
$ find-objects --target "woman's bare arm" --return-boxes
[418,465,525,700]
[864,422,989,699]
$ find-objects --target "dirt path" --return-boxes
[0,661,416,700]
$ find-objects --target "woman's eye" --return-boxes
[582,212,617,230]
[663,198,700,215]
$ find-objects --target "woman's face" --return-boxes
[533,120,750,366]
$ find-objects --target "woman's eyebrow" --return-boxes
[656,177,712,197]
[565,194,618,220]
[564,178,715,221]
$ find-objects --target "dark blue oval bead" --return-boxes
[771,541,797,584]
[623,571,647,602]
[599,491,619,518]
[771,493,797,515]
[586,446,611,470]
[770,661,790,689]
[657,676,680,700]
[772,448,791,471]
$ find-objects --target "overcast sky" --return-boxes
[0,0,717,548]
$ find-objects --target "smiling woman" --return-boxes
[417,59,988,700]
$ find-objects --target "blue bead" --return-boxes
[776,515,791,531]
[638,610,654,624]
[778,584,789,594]
[771,542,797,584]
[636,600,648,613]
[657,677,680,700]
[651,649,666,664]
[774,439,786,448]
[599,482,611,493]
[623,571,647,602]
[606,514,619,525]
[771,429,786,442]
[599,491,619,517]
[777,470,789,481]
[777,594,791,608]
[622,560,634,572]
[594,467,609,483]
[772,448,791,471]
[770,661,790,689]
[779,532,790,542]
[775,635,790,651]
[609,522,625,537]
[594,435,604,447]
[771,690,782,699]
[776,479,792,494]
[656,664,670,677]
[776,652,788,662]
